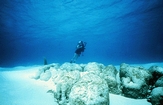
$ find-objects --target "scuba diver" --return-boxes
[70,41,87,63]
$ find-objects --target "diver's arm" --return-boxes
[77,45,83,49]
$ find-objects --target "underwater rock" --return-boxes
[120,63,152,98]
[84,62,105,75]
[33,63,60,80]
[74,62,120,94]
[52,70,81,104]
[148,66,163,86]
[69,73,109,105]
[147,87,163,105]
[33,65,50,80]
[102,65,120,94]
[60,62,83,71]
[39,70,52,81]
[155,76,163,87]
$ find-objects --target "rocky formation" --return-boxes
[33,62,163,105]
[33,63,59,81]
[155,76,163,87]
[84,62,105,75]
[102,65,120,94]
[52,70,81,104]
[147,66,163,105]
[147,87,163,105]
[148,66,163,86]
[60,62,83,71]
[69,73,109,105]
[119,63,152,98]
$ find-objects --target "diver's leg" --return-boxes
[70,53,77,63]
[70,53,79,63]
[73,54,79,63]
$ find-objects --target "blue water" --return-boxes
[0,0,163,67]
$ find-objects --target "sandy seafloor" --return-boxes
[0,62,163,105]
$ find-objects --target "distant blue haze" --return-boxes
[0,0,163,67]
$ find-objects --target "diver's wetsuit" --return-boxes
[75,45,85,55]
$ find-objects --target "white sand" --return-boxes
[1,62,161,105]
[0,67,55,105]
